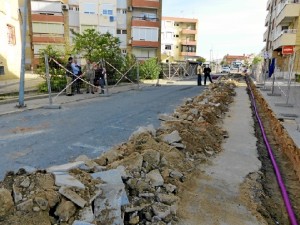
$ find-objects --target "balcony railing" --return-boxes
[276,0,299,16]
[132,16,159,22]
[274,29,297,40]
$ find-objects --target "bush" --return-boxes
[139,57,162,80]
[38,75,67,93]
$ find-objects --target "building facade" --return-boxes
[161,17,198,62]
[0,0,23,79]
[263,0,300,78]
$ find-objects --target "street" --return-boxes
[0,81,203,180]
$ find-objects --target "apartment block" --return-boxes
[127,0,162,61]
[263,0,300,78]
[161,17,198,62]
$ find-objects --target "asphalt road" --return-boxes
[0,81,204,180]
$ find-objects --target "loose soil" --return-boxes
[0,75,299,225]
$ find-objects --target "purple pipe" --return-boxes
[247,78,298,225]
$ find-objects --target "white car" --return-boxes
[221,66,230,73]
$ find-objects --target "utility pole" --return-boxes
[18,0,28,108]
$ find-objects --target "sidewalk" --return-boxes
[255,79,300,148]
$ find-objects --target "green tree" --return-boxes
[252,56,263,65]
[196,56,206,64]
[36,45,67,92]
[72,29,123,83]
[139,57,162,80]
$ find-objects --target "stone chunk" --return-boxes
[55,200,76,222]
[20,177,31,188]
[162,130,181,144]
[16,199,33,212]
[129,124,156,140]
[54,172,85,189]
[34,196,48,210]
[152,202,171,219]
[169,170,184,179]
[158,114,178,122]
[59,187,87,208]
[47,161,85,173]
[0,188,14,217]
[13,184,22,203]
[146,169,164,187]
[156,193,179,205]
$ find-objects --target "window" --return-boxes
[83,3,96,14]
[122,49,127,54]
[7,24,16,45]
[103,9,113,15]
[117,29,127,34]
[165,45,171,50]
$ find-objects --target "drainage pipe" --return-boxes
[246,77,298,225]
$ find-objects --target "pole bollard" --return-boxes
[43,55,61,109]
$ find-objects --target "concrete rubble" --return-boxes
[0,78,238,225]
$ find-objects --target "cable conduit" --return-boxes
[246,77,298,225]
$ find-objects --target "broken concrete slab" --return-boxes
[78,206,94,222]
[46,161,85,173]
[54,172,85,189]
[59,187,87,208]
[129,124,156,140]
[92,169,129,225]
[72,221,94,225]
[162,130,182,144]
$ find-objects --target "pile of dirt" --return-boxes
[0,78,238,225]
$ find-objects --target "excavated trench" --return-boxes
[248,79,300,224]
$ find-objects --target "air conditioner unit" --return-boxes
[62,4,69,11]
[127,6,133,12]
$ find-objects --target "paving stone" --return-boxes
[59,187,87,208]
[54,172,85,189]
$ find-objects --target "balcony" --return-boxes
[132,16,160,28]
[276,0,300,25]
[181,39,197,45]
[266,0,272,10]
[132,0,160,9]
[265,13,270,26]
[131,40,159,48]
[263,29,268,42]
[273,29,297,50]
[181,28,197,35]
[31,14,64,23]
[180,52,196,57]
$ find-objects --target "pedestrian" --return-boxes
[65,57,74,96]
[71,59,82,94]
[84,59,95,94]
[94,63,102,93]
[99,65,106,94]
[203,64,213,85]
[196,62,203,86]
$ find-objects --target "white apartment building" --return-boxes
[161,17,198,62]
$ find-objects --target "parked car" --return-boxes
[221,66,230,73]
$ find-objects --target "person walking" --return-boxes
[203,64,213,85]
[71,59,81,94]
[196,62,203,86]
[65,57,74,96]
[99,65,106,94]
[84,59,95,94]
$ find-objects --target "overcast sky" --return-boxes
[162,0,267,60]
